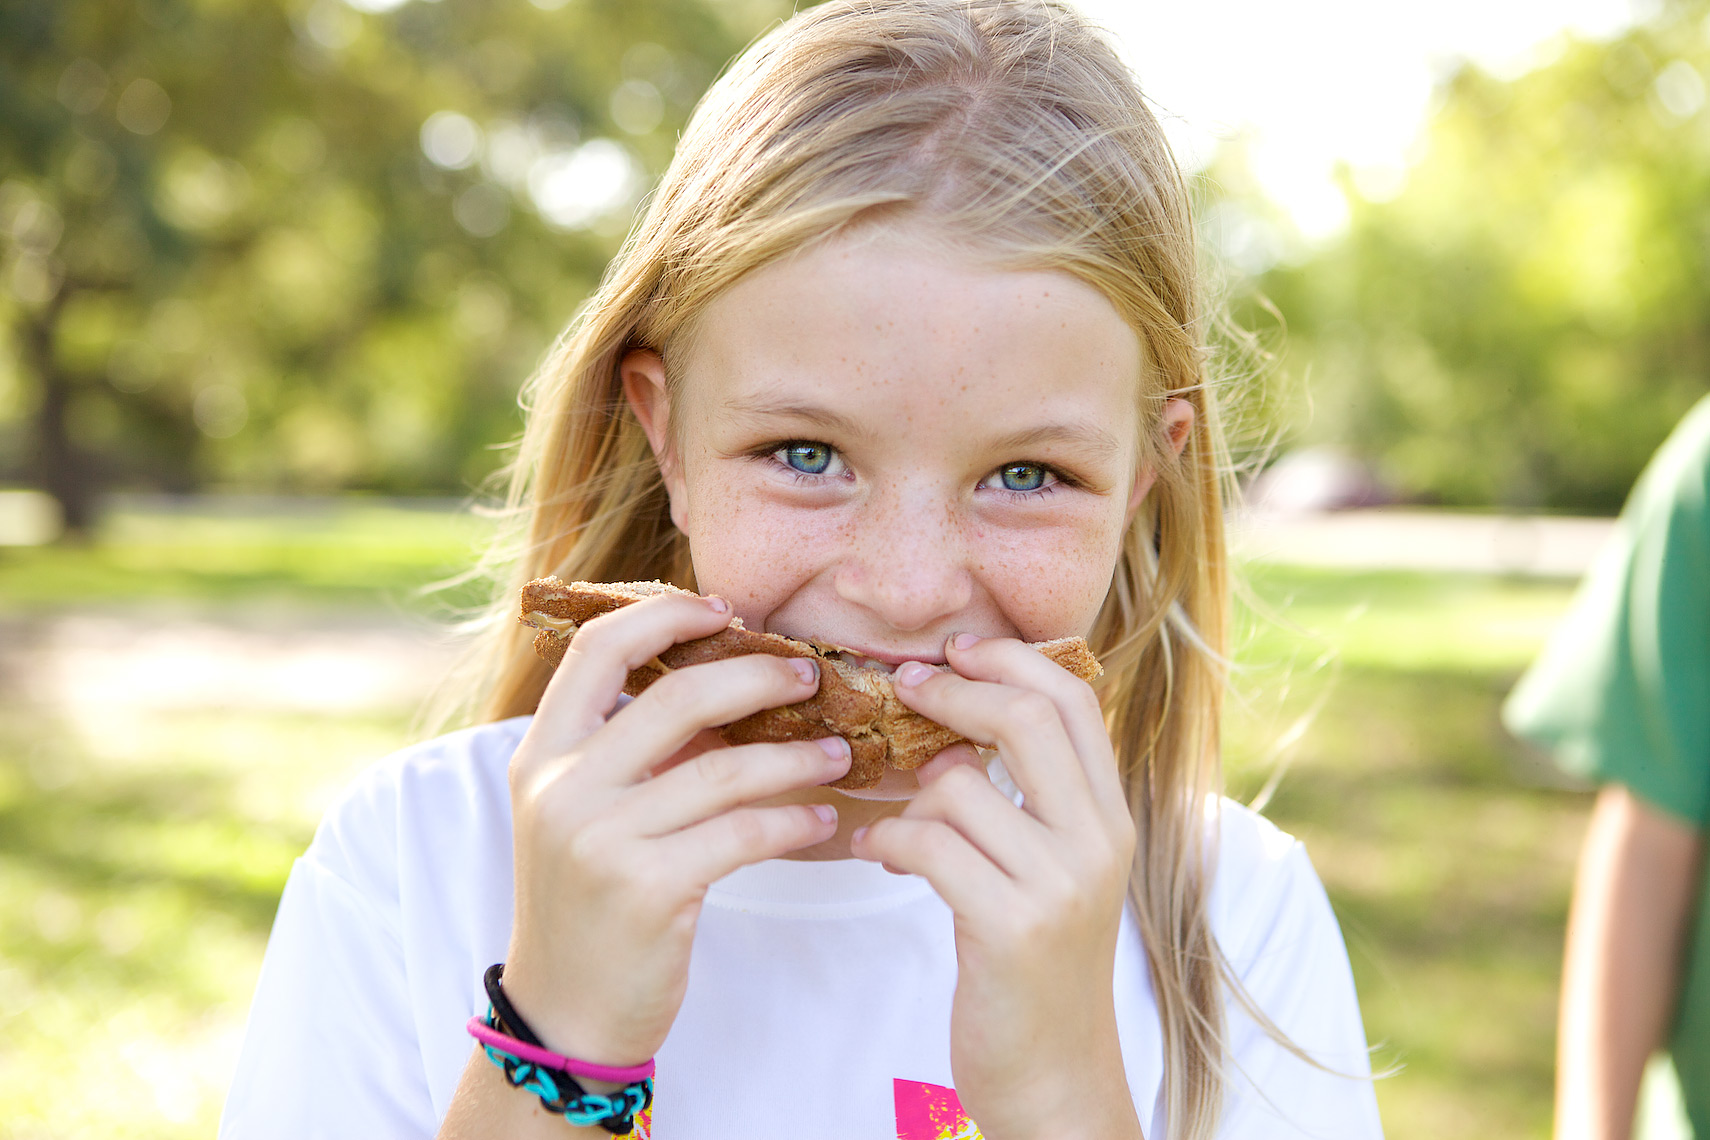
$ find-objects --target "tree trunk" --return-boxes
[19,293,95,538]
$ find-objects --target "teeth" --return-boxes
[836,653,897,674]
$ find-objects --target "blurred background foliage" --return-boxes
[6,0,1710,526]
[0,0,786,533]
[1244,0,1710,512]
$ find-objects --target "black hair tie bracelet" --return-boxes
[465,963,655,1135]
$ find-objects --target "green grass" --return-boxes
[0,497,497,611]
[0,499,475,1139]
[0,504,1596,1139]
[1227,566,1587,1139]
[0,701,413,1139]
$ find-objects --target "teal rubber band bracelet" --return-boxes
[472,1007,654,1134]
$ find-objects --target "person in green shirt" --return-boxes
[1505,394,1710,1140]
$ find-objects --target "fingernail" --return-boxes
[815,736,851,765]
[852,825,869,844]
[705,596,730,614]
[812,804,837,826]
[895,661,934,687]
[950,632,981,651]
[790,657,820,685]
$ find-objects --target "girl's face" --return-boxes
[624,229,1177,802]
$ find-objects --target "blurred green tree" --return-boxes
[0,0,784,533]
[1255,0,1710,512]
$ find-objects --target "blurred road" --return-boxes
[1,609,465,724]
[1231,508,1616,577]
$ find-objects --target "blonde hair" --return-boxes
[466,2,1246,1134]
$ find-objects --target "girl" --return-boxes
[221,2,1382,1138]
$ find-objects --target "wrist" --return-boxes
[494,950,651,1070]
[467,963,655,1133]
[996,1026,1139,1140]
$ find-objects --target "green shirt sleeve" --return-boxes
[1503,395,1710,826]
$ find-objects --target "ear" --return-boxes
[1124,397,1196,524]
[619,348,689,532]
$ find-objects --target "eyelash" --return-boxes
[753,440,1078,499]
[754,441,849,484]
[988,473,1066,502]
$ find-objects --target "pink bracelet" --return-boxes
[465,1016,657,1084]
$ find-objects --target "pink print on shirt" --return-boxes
[894,1078,984,1140]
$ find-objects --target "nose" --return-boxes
[832,483,973,633]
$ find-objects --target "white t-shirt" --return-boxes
[219,717,1383,1139]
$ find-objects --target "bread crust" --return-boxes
[519,577,1103,790]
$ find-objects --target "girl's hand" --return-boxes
[501,591,851,1068]
[851,634,1143,1140]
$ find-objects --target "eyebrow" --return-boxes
[722,396,871,441]
[723,396,1125,460]
[985,422,1126,462]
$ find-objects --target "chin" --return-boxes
[831,767,924,802]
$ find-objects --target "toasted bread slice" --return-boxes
[519,577,1102,789]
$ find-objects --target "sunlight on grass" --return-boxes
[1237,565,1580,674]
[0,503,460,1138]
[0,701,413,1139]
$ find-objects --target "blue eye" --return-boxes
[998,463,1048,491]
[782,443,833,474]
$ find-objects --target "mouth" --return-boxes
[832,652,899,674]
[818,644,949,673]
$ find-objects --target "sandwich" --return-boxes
[518,577,1103,790]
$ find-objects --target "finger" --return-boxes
[891,661,1085,826]
[625,737,852,837]
[590,653,823,784]
[851,816,1014,921]
[904,760,1054,880]
[914,742,986,787]
[659,802,840,883]
[944,634,1121,803]
[532,591,736,746]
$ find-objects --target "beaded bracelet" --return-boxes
[469,964,654,1134]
